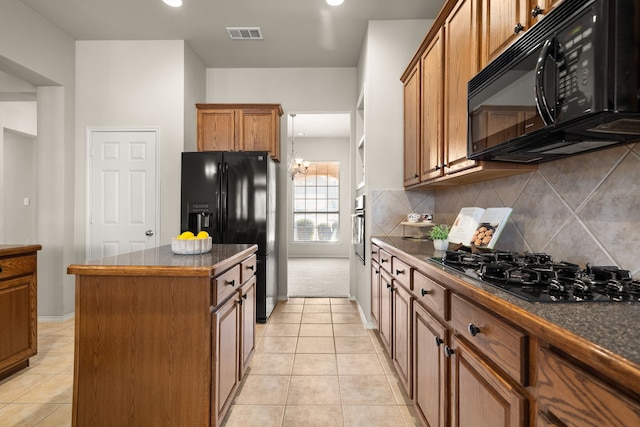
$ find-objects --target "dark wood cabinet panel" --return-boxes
[393,283,413,397]
[536,347,640,427]
[0,247,40,380]
[414,302,448,427]
[403,62,421,186]
[449,336,527,427]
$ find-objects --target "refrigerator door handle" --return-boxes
[221,162,229,240]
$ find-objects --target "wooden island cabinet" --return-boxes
[371,237,640,427]
[67,243,258,427]
[0,244,41,380]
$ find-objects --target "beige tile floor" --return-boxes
[222,297,421,427]
[0,298,420,426]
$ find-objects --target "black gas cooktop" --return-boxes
[433,248,640,303]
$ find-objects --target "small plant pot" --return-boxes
[433,239,449,251]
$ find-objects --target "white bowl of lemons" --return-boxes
[171,231,212,254]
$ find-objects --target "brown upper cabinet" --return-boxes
[481,0,565,66]
[196,104,283,162]
[401,0,538,189]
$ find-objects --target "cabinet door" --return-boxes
[448,336,527,427]
[379,270,393,355]
[481,0,528,66]
[444,0,479,174]
[392,283,413,397]
[240,276,256,377]
[414,303,448,427]
[213,293,240,425]
[421,28,445,181]
[403,62,421,186]
[0,276,34,369]
[371,260,380,327]
[197,108,236,152]
[536,347,640,427]
[237,109,280,161]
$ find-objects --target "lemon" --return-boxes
[196,231,209,239]
[177,231,195,240]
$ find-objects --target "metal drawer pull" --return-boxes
[444,345,455,357]
[435,336,443,347]
[421,288,429,296]
[381,259,388,263]
[396,269,405,275]
[227,279,236,287]
[468,323,481,336]
[247,265,254,270]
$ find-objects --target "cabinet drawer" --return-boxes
[371,245,380,264]
[537,347,640,427]
[379,249,392,272]
[451,294,528,385]
[391,257,411,289]
[0,255,36,282]
[212,264,241,307]
[240,255,257,284]
[412,270,448,320]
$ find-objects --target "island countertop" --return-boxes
[67,243,257,278]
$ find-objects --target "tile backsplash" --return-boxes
[370,144,639,275]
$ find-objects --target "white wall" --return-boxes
[207,67,357,300]
[76,40,202,248]
[184,45,207,152]
[1,101,38,244]
[355,20,433,326]
[0,0,76,318]
[287,136,351,258]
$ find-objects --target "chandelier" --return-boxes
[288,113,309,180]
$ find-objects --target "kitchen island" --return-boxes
[372,236,640,427]
[67,243,258,427]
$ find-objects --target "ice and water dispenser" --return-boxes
[185,202,214,235]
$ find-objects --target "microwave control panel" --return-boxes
[556,9,596,120]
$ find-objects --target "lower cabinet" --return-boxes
[414,302,448,427]
[214,275,257,425]
[371,260,380,327]
[373,238,639,427]
[0,247,40,380]
[240,276,256,377]
[536,347,640,427]
[392,283,413,397]
[379,270,393,354]
[213,292,241,424]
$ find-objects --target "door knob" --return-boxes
[145,230,154,236]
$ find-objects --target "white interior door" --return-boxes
[87,129,159,260]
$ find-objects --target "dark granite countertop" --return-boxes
[67,244,257,277]
[372,236,640,368]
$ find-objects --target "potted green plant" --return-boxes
[428,224,450,251]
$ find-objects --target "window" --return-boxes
[293,162,340,242]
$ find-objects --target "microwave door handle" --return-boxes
[535,38,556,126]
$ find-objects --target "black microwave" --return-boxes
[468,0,640,163]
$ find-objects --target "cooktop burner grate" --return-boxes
[433,249,640,303]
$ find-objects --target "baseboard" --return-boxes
[354,299,376,329]
[38,312,75,323]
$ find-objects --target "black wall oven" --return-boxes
[352,195,365,265]
[468,0,640,163]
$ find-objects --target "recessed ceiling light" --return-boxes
[163,0,183,7]
[326,0,344,6]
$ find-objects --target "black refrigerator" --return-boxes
[181,151,277,323]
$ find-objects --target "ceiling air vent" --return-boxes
[226,27,263,40]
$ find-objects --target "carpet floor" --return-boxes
[287,257,350,298]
